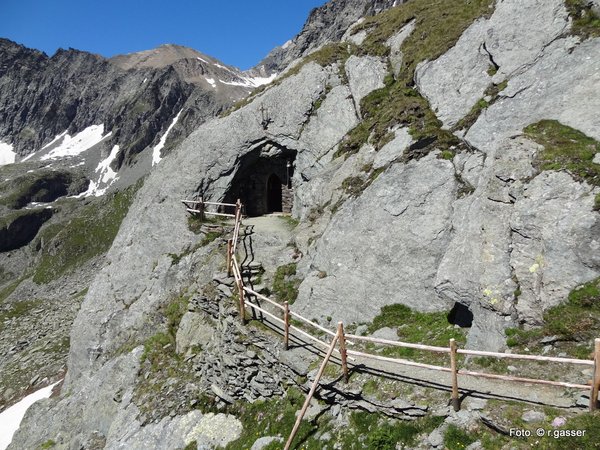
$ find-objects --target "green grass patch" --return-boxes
[524,120,600,187]
[337,0,495,156]
[337,412,444,450]
[0,169,86,209]
[505,277,600,356]
[272,263,301,304]
[470,356,509,374]
[444,424,476,450]
[366,303,467,364]
[566,0,600,39]
[224,387,324,450]
[279,215,300,228]
[32,182,141,284]
[141,293,189,365]
[341,176,366,197]
[40,439,56,449]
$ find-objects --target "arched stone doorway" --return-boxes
[267,173,283,213]
[222,141,296,217]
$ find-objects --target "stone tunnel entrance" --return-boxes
[224,142,295,217]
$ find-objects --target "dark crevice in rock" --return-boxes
[447,302,474,328]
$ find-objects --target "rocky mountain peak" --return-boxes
[109,43,215,71]
[256,0,400,73]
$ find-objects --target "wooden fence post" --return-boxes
[285,332,339,450]
[450,338,460,412]
[283,301,290,350]
[235,198,242,220]
[338,322,349,383]
[226,239,232,277]
[238,279,246,325]
[198,196,205,221]
[590,338,600,411]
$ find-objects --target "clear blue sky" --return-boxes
[1,0,326,69]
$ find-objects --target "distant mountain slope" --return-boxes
[0,39,261,182]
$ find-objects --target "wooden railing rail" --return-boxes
[285,331,339,450]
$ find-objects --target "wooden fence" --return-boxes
[183,198,600,449]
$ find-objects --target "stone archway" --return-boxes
[223,142,296,217]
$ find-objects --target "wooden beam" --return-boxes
[338,322,349,383]
[591,338,600,411]
[284,301,290,350]
[285,332,339,450]
[346,334,450,353]
[450,338,460,411]
[457,348,594,366]
[347,349,452,373]
[457,369,589,390]
[226,239,232,277]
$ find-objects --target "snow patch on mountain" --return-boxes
[0,142,16,166]
[75,144,120,198]
[152,109,183,166]
[220,73,278,88]
[40,125,111,160]
[0,380,61,450]
[205,77,216,88]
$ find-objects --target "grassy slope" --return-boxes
[32,181,141,284]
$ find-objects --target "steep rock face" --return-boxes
[295,153,457,323]
[466,37,600,149]
[415,0,570,129]
[258,0,399,73]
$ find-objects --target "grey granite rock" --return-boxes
[296,83,359,180]
[466,37,600,151]
[176,312,215,354]
[510,171,600,323]
[522,410,546,424]
[372,127,413,170]
[371,327,398,341]
[251,436,283,450]
[107,410,242,450]
[295,153,456,324]
[416,0,569,129]
[344,55,387,115]
[386,20,416,77]
[9,348,143,450]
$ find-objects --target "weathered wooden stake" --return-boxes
[226,239,232,277]
[283,301,290,350]
[590,338,600,411]
[285,332,339,450]
[338,322,349,383]
[198,196,205,221]
[235,198,242,220]
[450,338,460,412]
